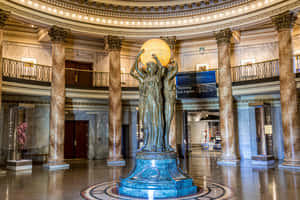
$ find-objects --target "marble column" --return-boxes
[215,29,239,165]
[106,36,125,166]
[0,10,9,113]
[161,36,177,151]
[44,26,69,170]
[272,12,300,168]
[0,10,9,174]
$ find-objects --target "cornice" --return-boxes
[0,0,299,39]
[38,0,251,19]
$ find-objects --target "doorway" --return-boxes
[65,60,93,88]
[64,120,89,159]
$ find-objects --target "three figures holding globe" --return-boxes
[130,39,178,152]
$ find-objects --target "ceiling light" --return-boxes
[41,5,46,9]
[90,17,95,21]
[28,1,32,5]
[65,12,70,16]
[96,18,100,22]
[34,3,38,7]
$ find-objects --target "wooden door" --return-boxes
[64,121,75,159]
[64,120,88,159]
[74,121,88,159]
[65,60,93,88]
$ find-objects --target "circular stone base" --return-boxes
[81,181,234,200]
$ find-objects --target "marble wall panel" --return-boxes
[237,108,252,160]
[271,106,284,160]
[3,42,52,66]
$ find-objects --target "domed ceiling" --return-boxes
[0,0,299,39]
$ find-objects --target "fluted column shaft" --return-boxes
[273,12,300,165]
[107,36,125,166]
[215,29,238,163]
[47,26,68,166]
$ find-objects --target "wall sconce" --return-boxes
[199,47,205,55]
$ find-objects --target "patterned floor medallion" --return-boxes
[81,181,234,200]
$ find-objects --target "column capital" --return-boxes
[0,9,10,28]
[215,28,232,45]
[48,25,69,43]
[272,11,297,31]
[160,36,176,50]
[106,35,122,51]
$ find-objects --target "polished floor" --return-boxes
[0,151,300,200]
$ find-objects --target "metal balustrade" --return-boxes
[230,59,280,82]
[2,56,300,88]
[2,58,52,82]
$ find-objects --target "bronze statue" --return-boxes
[130,49,177,152]
[163,60,178,151]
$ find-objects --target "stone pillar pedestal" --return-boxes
[215,29,239,166]
[106,36,125,166]
[272,12,300,169]
[250,104,275,167]
[44,26,69,170]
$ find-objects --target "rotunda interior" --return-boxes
[0,0,300,199]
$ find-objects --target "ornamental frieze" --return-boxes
[37,0,250,19]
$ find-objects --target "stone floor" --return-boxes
[0,152,300,200]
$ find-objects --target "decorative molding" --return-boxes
[271,11,298,31]
[215,28,232,45]
[106,35,121,51]
[48,25,69,43]
[37,0,251,19]
[1,0,300,39]
[0,9,9,28]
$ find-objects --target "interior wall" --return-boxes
[189,121,209,145]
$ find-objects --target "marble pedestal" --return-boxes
[251,155,275,166]
[118,152,197,199]
[7,160,32,171]
[217,159,240,166]
[278,161,300,170]
[43,161,70,171]
[107,160,126,166]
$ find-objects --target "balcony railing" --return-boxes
[2,55,300,88]
[2,58,52,82]
[230,59,280,82]
[2,58,138,87]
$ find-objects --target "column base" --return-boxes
[278,161,300,170]
[0,169,7,176]
[251,155,275,166]
[107,158,126,166]
[217,159,240,166]
[7,160,32,171]
[43,161,70,171]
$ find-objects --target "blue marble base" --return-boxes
[118,152,197,199]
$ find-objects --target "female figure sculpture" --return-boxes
[163,60,178,151]
[132,50,165,152]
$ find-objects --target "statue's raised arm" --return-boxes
[167,60,178,80]
[152,53,164,77]
[130,49,145,81]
